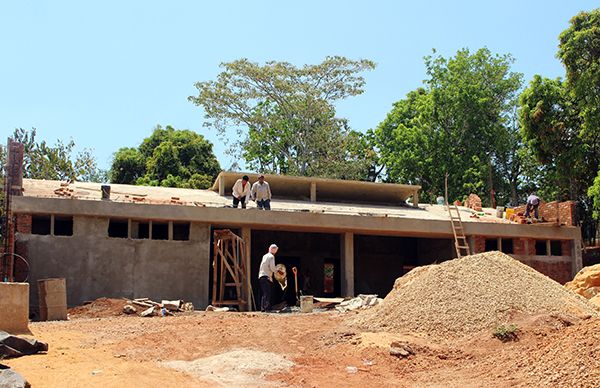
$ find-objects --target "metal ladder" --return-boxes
[447,204,471,258]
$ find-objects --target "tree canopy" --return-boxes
[109,125,221,189]
[1,128,105,182]
[188,56,377,180]
[372,48,524,205]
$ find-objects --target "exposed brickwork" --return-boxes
[14,241,28,262]
[519,259,572,284]
[561,240,572,257]
[513,238,536,256]
[514,201,576,226]
[465,194,483,211]
[15,214,32,234]
[472,235,486,253]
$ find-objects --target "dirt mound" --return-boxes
[565,263,600,307]
[68,298,128,318]
[353,251,599,340]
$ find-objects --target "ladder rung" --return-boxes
[224,282,241,286]
[457,245,470,249]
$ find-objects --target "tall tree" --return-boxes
[188,56,377,180]
[1,128,105,182]
[372,48,523,204]
[109,125,221,189]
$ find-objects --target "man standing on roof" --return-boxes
[251,174,272,210]
[232,175,250,208]
[525,192,540,219]
[258,244,279,312]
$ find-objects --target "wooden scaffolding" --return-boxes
[212,229,255,311]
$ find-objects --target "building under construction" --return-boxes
[2,143,582,313]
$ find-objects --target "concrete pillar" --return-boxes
[241,227,253,311]
[340,232,354,297]
[572,238,583,277]
[218,176,225,196]
[310,182,317,203]
[168,221,173,241]
[413,189,419,208]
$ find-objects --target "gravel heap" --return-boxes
[354,251,599,339]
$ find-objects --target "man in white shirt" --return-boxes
[525,192,540,219]
[258,244,279,312]
[251,175,272,210]
[231,175,250,208]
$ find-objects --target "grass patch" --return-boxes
[492,324,520,342]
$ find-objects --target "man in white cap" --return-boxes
[258,244,279,312]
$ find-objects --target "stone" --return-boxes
[123,305,137,314]
[140,307,155,317]
[0,368,30,388]
[390,341,414,358]
[565,264,600,300]
[0,332,48,359]
[589,295,600,309]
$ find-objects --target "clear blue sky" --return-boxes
[1,1,597,172]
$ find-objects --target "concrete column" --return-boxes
[241,227,253,311]
[572,238,583,277]
[218,176,225,196]
[50,214,55,236]
[168,221,173,241]
[413,189,419,208]
[310,182,317,203]
[340,232,355,297]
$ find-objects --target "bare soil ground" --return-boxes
[3,308,599,387]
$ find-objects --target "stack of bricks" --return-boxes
[464,194,483,212]
[513,201,576,226]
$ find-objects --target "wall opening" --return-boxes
[501,238,514,254]
[53,216,73,236]
[173,223,190,241]
[152,222,169,240]
[485,238,498,251]
[132,221,149,239]
[535,240,547,255]
[250,230,340,306]
[31,215,51,235]
[550,240,562,256]
[108,219,128,238]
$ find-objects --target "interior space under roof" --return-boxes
[211,171,421,205]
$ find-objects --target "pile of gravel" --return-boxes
[353,251,599,339]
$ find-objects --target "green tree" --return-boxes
[109,125,221,189]
[1,128,106,182]
[372,48,523,205]
[188,56,377,180]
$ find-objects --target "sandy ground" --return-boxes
[3,310,599,387]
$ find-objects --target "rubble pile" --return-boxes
[336,294,382,312]
[354,251,599,339]
[68,297,194,319]
[565,264,600,308]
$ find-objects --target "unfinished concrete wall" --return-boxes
[0,282,29,334]
[16,215,211,314]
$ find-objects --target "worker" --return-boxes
[525,192,540,219]
[251,174,272,210]
[231,175,251,209]
[258,244,279,312]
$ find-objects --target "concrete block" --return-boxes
[0,282,29,334]
[38,278,67,321]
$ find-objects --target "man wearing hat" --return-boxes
[251,174,272,210]
[258,244,279,312]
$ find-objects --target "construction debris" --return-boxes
[0,367,30,388]
[123,305,137,314]
[336,294,382,312]
[389,341,415,358]
[205,305,234,312]
[0,331,48,359]
[68,297,195,319]
[353,251,599,340]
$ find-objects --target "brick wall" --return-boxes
[513,238,536,256]
[15,214,32,234]
[514,201,576,226]
[520,259,572,284]
[561,240,572,257]
[472,235,485,253]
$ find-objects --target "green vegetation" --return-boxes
[188,56,377,180]
[109,125,221,189]
[492,324,520,342]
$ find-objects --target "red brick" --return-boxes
[15,214,31,234]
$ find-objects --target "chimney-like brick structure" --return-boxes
[2,139,25,281]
